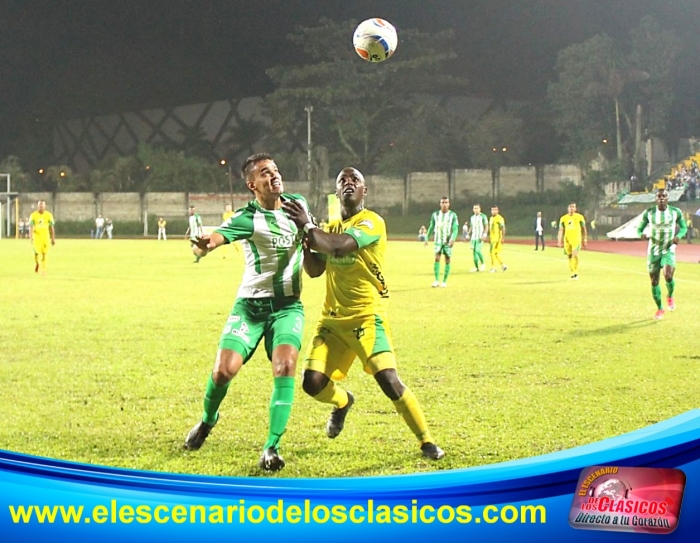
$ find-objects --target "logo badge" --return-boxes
[569,466,685,534]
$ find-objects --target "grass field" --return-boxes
[1,237,699,478]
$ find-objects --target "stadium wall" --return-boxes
[15,165,583,224]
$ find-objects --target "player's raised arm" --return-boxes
[282,199,359,257]
[191,232,227,257]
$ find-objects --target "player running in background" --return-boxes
[185,205,204,262]
[183,153,310,472]
[637,189,687,320]
[467,203,488,272]
[557,202,587,280]
[488,205,508,272]
[28,199,56,275]
[282,167,445,461]
[425,197,458,287]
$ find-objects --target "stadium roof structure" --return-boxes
[618,188,684,205]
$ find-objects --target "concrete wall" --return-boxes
[543,165,581,191]
[452,169,491,201]
[365,175,405,211]
[407,172,449,206]
[500,166,537,195]
[12,164,585,226]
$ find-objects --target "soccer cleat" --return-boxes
[440,282,447,288]
[489,268,496,273]
[570,274,578,280]
[420,442,445,460]
[258,447,286,472]
[479,265,486,271]
[326,392,355,439]
[654,309,665,320]
[667,297,675,311]
[470,268,479,273]
[431,281,439,288]
[184,420,214,450]
[502,265,508,272]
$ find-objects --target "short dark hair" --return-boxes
[241,152,273,180]
[440,196,449,201]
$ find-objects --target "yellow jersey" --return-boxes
[222,210,234,223]
[323,209,389,319]
[489,214,505,242]
[29,210,54,238]
[560,212,586,243]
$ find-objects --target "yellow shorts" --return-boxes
[564,239,581,256]
[33,237,51,255]
[304,314,396,381]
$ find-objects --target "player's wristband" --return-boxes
[303,222,318,233]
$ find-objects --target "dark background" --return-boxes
[1,0,699,159]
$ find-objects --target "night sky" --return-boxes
[1,0,699,160]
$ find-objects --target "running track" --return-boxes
[511,239,700,263]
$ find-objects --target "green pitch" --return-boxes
[1,239,699,478]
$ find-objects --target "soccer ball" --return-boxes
[353,18,398,62]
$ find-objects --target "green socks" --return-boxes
[443,263,451,281]
[433,261,440,281]
[652,285,662,310]
[202,373,230,425]
[263,376,295,451]
[666,279,675,298]
[201,374,295,452]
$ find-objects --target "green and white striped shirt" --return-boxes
[188,213,203,240]
[427,210,459,245]
[637,205,687,256]
[216,194,308,299]
[469,212,488,240]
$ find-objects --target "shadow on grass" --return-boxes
[577,319,655,337]
[512,280,564,286]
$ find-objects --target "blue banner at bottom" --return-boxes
[2,410,700,542]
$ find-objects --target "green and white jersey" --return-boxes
[468,213,488,239]
[427,210,459,245]
[216,193,307,299]
[637,205,687,256]
[188,213,203,239]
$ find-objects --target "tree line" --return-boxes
[1,16,691,198]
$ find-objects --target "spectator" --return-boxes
[105,218,113,239]
[550,220,558,240]
[418,225,427,242]
[590,218,598,241]
[95,215,105,239]
[158,217,167,241]
[18,217,26,238]
[534,211,545,251]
